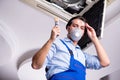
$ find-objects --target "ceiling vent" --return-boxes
[20,0,106,49]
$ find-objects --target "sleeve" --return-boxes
[43,42,56,67]
[84,52,102,70]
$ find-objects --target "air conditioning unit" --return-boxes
[20,0,106,49]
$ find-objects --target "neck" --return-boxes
[73,41,78,46]
[67,36,78,46]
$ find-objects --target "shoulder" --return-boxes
[52,38,62,45]
[53,38,68,45]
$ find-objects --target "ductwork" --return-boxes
[48,0,86,14]
[20,0,106,49]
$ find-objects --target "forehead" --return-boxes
[72,19,85,26]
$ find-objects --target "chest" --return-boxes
[52,43,85,66]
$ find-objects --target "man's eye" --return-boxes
[81,26,85,30]
[74,24,79,27]
[73,25,77,27]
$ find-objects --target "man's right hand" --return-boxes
[50,26,60,41]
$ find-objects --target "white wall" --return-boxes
[0,0,120,80]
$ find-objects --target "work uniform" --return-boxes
[44,38,102,80]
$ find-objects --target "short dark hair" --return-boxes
[66,16,87,29]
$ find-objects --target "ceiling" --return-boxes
[0,0,120,80]
[107,0,116,6]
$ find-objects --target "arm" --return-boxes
[31,26,60,69]
[85,23,110,67]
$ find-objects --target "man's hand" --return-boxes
[85,23,97,42]
[50,26,60,41]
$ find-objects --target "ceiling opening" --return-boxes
[20,0,106,49]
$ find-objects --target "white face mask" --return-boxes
[69,27,82,41]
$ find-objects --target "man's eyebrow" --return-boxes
[73,23,85,27]
[81,25,85,27]
[81,26,85,29]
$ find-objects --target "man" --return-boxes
[31,16,110,80]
